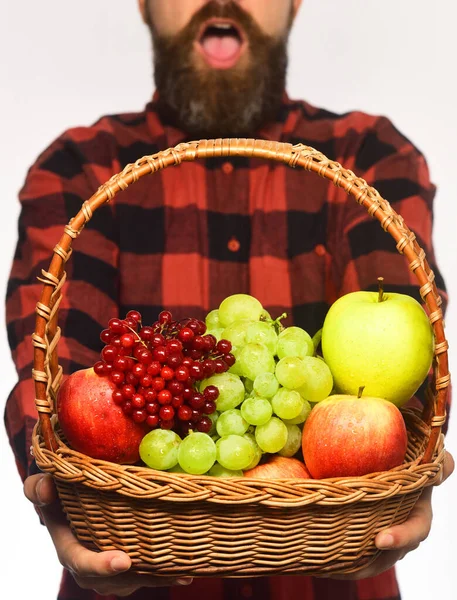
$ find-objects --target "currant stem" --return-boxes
[377,277,385,302]
[357,386,365,399]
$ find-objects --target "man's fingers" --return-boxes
[75,573,193,593]
[375,486,433,550]
[24,474,57,506]
[441,451,455,484]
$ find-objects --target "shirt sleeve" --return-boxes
[330,115,450,430]
[5,133,119,481]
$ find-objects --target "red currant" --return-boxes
[224,353,236,367]
[132,394,146,409]
[189,363,203,380]
[125,372,139,386]
[171,395,184,408]
[109,318,125,334]
[203,400,217,415]
[190,409,201,423]
[183,387,193,400]
[147,361,162,376]
[152,377,165,392]
[217,339,232,354]
[159,310,173,325]
[100,329,112,344]
[120,333,135,349]
[160,405,175,421]
[189,393,205,409]
[122,401,133,415]
[178,405,193,421]
[167,340,183,353]
[202,360,216,377]
[110,370,125,385]
[140,374,153,388]
[145,389,157,403]
[161,366,174,381]
[175,366,190,382]
[178,327,194,343]
[151,333,165,347]
[203,385,220,401]
[204,335,217,352]
[139,326,154,341]
[101,345,118,363]
[158,390,172,405]
[121,384,135,400]
[196,417,212,434]
[192,336,206,351]
[94,361,106,376]
[214,359,227,374]
[114,356,129,371]
[138,349,153,364]
[126,310,142,323]
[160,418,175,430]
[112,390,124,405]
[125,317,138,331]
[132,409,147,423]
[146,402,160,415]
[146,414,159,428]
[153,347,168,364]
[189,349,203,360]
[167,380,183,396]
[167,353,183,368]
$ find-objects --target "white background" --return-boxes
[1,1,456,598]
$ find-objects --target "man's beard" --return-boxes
[150,1,289,139]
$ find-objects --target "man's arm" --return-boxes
[5,132,119,479]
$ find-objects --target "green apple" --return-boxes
[321,288,434,407]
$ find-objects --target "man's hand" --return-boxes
[24,474,193,597]
[331,450,455,580]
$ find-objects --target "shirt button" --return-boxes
[314,244,326,257]
[241,584,253,598]
[222,161,234,175]
[228,236,240,252]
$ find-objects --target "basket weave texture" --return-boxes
[31,140,449,577]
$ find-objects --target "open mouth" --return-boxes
[196,19,246,69]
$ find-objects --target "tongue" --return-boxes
[201,35,241,61]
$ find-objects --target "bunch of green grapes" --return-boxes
[140,294,334,477]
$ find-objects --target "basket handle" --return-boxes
[33,139,449,463]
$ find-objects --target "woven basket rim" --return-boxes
[32,408,444,508]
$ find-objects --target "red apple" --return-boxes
[56,368,148,464]
[302,394,408,478]
[244,456,312,479]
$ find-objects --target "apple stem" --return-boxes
[357,386,365,399]
[377,277,385,302]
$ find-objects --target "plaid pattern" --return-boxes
[5,95,448,600]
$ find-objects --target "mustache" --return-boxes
[152,0,275,49]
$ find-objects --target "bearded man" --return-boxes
[6,1,453,599]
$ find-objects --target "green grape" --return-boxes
[201,373,245,411]
[208,412,219,436]
[218,294,264,327]
[178,432,216,475]
[261,308,272,321]
[278,424,302,458]
[276,327,314,359]
[244,378,254,393]
[205,309,222,330]
[207,327,225,342]
[221,320,253,348]
[216,409,249,437]
[253,373,280,398]
[282,399,312,424]
[271,388,305,420]
[275,356,307,389]
[241,396,273,426]
[243,432,263,470]
[312,328,323,352]
[207,463,243,478]
[168,464,186,474]
[296,356,334,402]
[216,435,256,470]
[139,430,181,471]
[245,321,278,354]
[228,346,245,376]
[255,417,288,453]
[239,343,275,380]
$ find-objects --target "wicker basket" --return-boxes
[31,139,449,578]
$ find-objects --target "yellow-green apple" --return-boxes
[57,368,148,464]
[244,456,312,479]
[302,394,408,478]
[321,287,434,406]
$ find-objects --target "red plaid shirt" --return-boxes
[5,94,448,600]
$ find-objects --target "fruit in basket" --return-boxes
[218,293,263,327]
[57,367,148,464]
[94,309,236,437]
[244,456,311,479]
[140,429,181,470]
[302,394,408,478]
[278,424,303,457]
[255,417,288,453]
[321,282,434,406]
[216,435,256,470]
[178,432,217,474]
